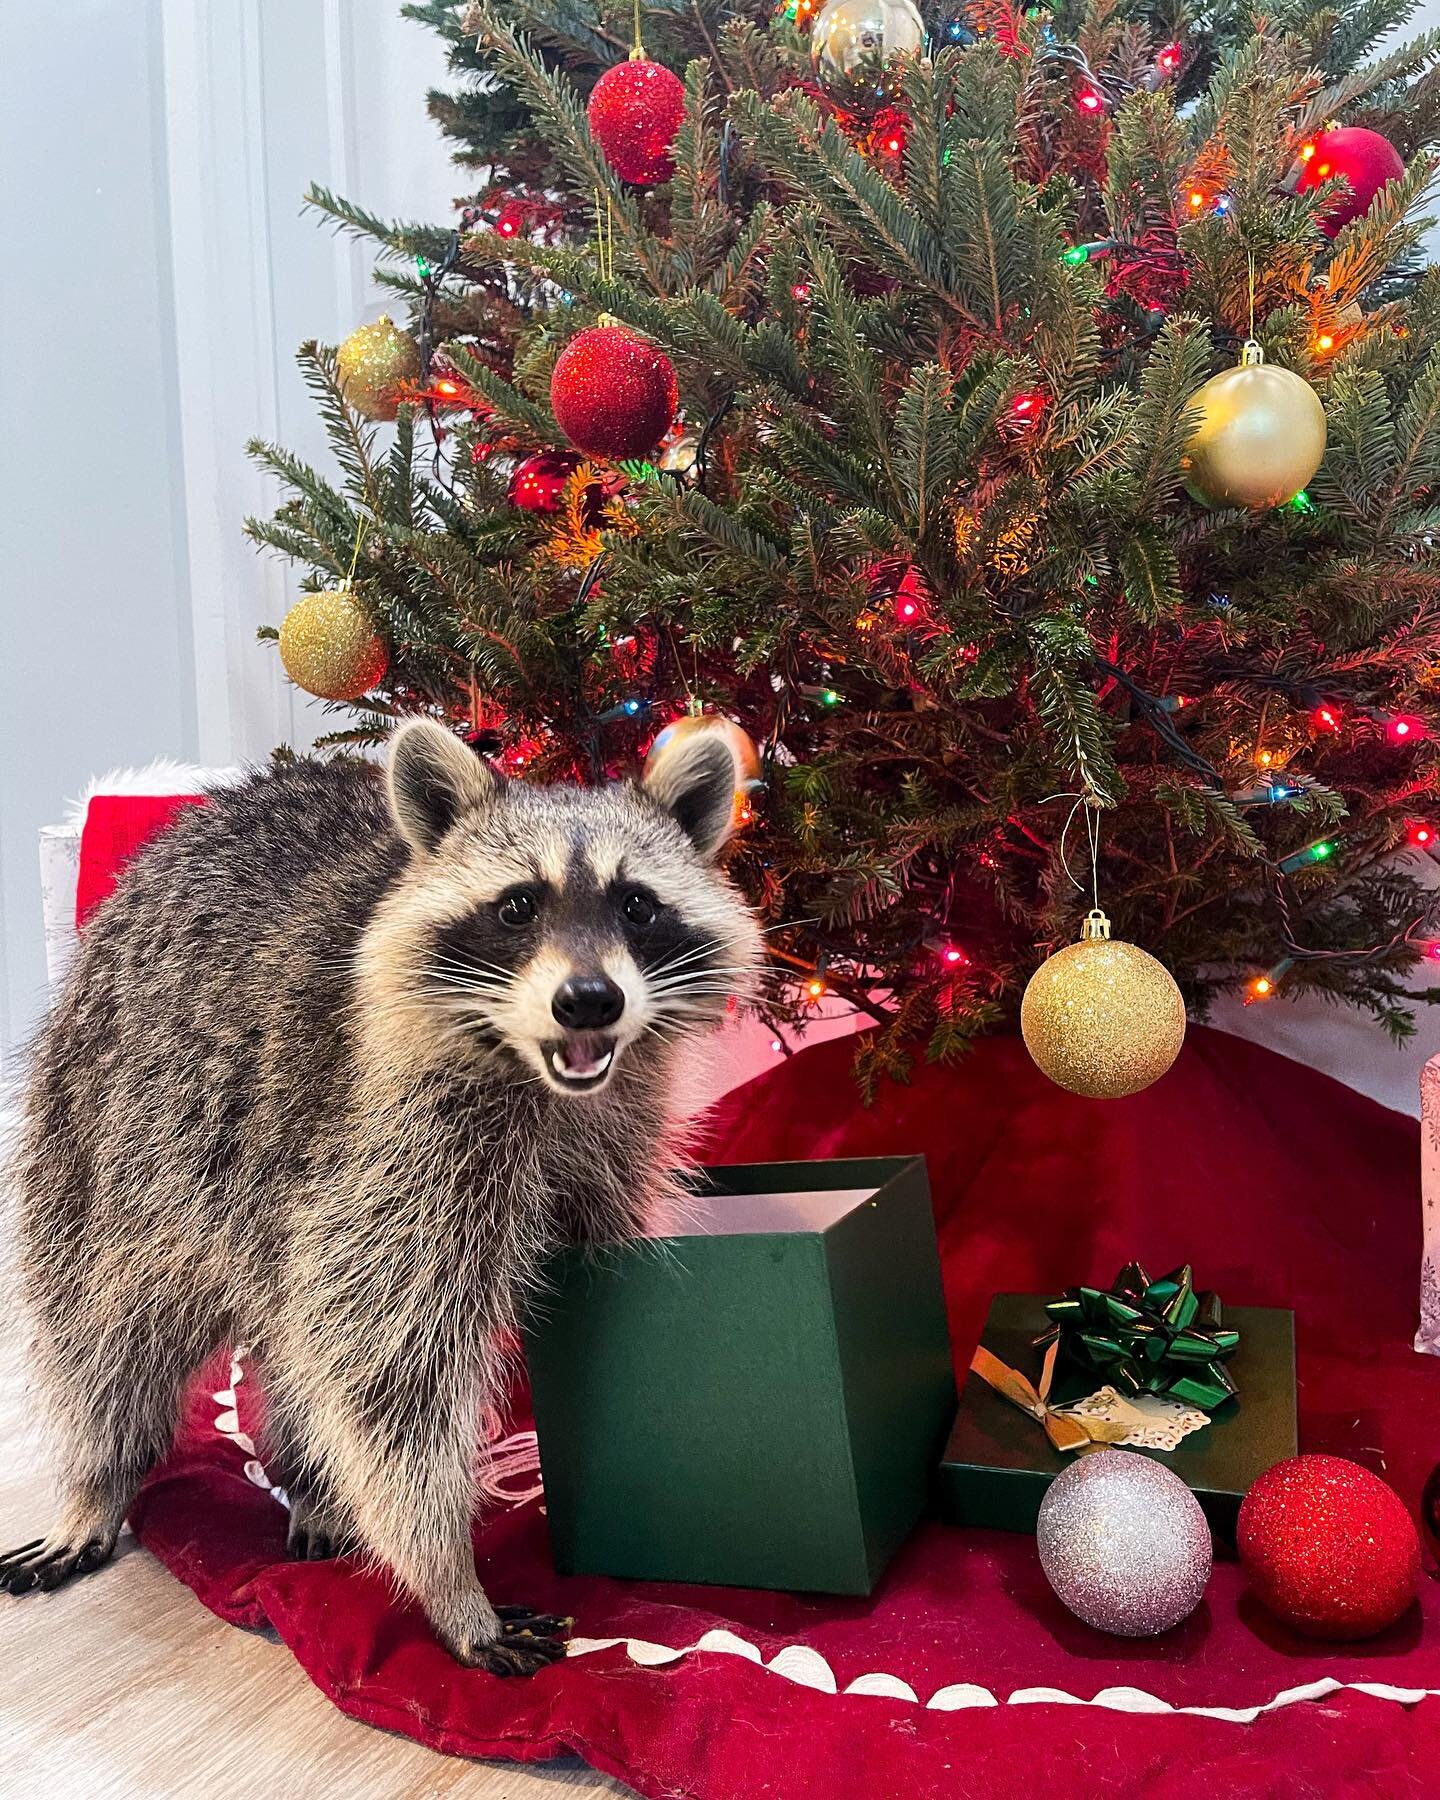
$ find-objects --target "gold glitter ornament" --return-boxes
[1021,909,1186,1099]
[811,0,926,116]
[278,587,389,701]
[1181,341,1326,511]
[336,315,422,422]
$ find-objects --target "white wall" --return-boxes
[1,0,1439,1112]
[0,0,455,1072]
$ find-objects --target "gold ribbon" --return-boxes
[969,1340,1130,1455]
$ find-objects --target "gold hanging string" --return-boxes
[631,0,644,58]
[342,514,369,590]
[1044,791,1103,911]
[1247,246,1256,344]
[1042,728,1108,911]
[592,191,617,287]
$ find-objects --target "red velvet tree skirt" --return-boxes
[128,1028,1440,1797]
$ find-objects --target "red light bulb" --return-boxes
[1311,704,1341,733]
[1157,43,1181,73]
[1076,86,1103,113]
[1009,390,1047,426]
[1409,823,1435,848]
[1390,715,1426,743]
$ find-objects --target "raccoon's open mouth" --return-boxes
[546,1031,619,1092]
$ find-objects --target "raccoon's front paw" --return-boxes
[448,1603,573,1676]
[0,1532,115,1595]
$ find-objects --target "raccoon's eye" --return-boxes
[496,888,539,930]
[621,888,658,928]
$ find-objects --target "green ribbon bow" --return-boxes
[1036,1261,1241,1412]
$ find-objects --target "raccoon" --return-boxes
[2,719,761,1674]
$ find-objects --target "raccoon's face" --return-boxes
[376,718,762,1096]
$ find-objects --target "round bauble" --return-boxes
[550,323,678,461]
[648,712,763,785]
[278,588,389,701]
[587,57,687,186]
[1181,348,1326,510]
[508,449,626,524]
[656,427,701,479]
[1237,1454,1420,1640]
[509,449,581,513]
[811,0,926,115]
[336,316,422,422]
[1296,126,1405,237]
[1021,909,1186,1099]
[1037,1450,1213,1637]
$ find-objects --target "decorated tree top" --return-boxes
[248,0,1440,1089]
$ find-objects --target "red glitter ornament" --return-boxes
[1237,1454,1420,1640]
[587,57,686,187]
[550,324,678,460]
[1296,126,1405,237]
[508,450,580,513]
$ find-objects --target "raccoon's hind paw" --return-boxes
[0,1533,115,1595]
[455,1605,573,1677]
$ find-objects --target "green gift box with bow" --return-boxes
[938,1282,1297,1537]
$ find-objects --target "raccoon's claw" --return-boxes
[0,1535,114,1595]
[287,1521,340,1561]
[456,1605,573,1676]
[495,1602,573,1637]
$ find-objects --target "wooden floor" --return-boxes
[0,1295,633,1797]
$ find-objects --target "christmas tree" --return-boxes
[248,0,1440,1089]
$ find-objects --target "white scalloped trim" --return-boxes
[565,1631,1440,1722]
[213,1347,289,1510]
[211,1353,543,1513]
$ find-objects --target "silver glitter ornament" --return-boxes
[810,0,926,115]
[1037,1449,1212,1637]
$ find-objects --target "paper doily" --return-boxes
[1058,1385,1211,1452]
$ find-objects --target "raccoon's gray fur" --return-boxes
[2,719,760,1673]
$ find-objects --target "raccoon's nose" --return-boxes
[551,974,625,1031]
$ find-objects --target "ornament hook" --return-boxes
[1240,338,1265,366]
[1080,908,1112,941]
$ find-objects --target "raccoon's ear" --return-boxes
[643,732,737,859]
[387,718,501,854]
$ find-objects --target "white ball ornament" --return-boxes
[1037,1450,1213,1637]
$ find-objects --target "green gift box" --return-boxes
[524,1156,956,1595]
[938,1293,1298,1537]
